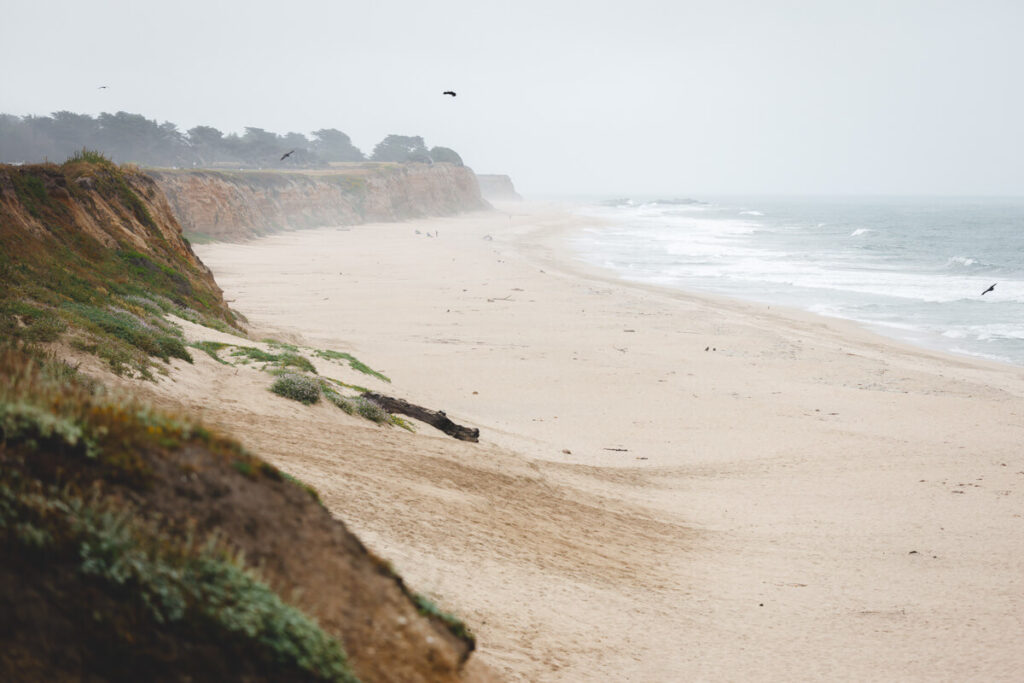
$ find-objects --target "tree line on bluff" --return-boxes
[0,110,464,169]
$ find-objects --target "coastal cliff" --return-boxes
[476,174,522,202]
[149,163,492,241]
[0,158,491,682]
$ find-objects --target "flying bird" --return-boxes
[97,85,108,89]
[442,90,456,97]
[981,283,996,296]
[280,150,294,161]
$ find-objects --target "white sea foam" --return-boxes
[572,198,1024,365]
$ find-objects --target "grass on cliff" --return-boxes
[0,342,354,680]
[1,155,245,378]
[189,338,408,429]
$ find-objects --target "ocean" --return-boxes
[569,196,1024,366]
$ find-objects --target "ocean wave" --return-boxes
[849,228,874,237]
[738,210,764,216]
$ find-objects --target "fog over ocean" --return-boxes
[571,197,1024,365]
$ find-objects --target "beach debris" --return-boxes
[483,234,493,241]
[562,449,572,454]
[624,329,635,333]
[442,90,457,97]
[603,447,629,452]
[362,392,479,441]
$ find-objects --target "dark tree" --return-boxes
[370,134,429,162]
[429,146,463,166]
[311,128,364,162]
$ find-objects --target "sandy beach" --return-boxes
[133,204,1024,681]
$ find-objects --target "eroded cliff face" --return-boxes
[476,174,523,202]
[0,159,231,324]
[149,163,492,241]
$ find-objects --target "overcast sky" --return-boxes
[2,0,1022,196]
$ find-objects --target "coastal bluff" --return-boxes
[149,163,492,241]
[476,174,522,202]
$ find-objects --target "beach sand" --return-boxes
[140,204,1023,680]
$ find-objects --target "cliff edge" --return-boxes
[476,175,522,202]
[150,163,492,241]
[0,157,496,682]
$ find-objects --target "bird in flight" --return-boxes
[442,90,457,97]
[97,85,108,89]
[981,283,997,296]
[280,150,294,161]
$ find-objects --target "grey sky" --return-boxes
[2,0,1022,196]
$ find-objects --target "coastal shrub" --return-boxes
[321,385,395,426]
[62,302,192,366]
[270,374,321,404]
[353,397,389,423]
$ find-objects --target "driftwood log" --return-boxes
[362,392,479,442]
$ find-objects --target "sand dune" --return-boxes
[134,204,1024,681]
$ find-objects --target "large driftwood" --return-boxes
[362,392,479,442]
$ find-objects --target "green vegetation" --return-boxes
[0,158,243,378]
[313,349,390,383]
[0,485,355,681]
[412,593,475,647]
[190,340,231,364]
[66,148,112,165]
[271,374,322,405]
[2,110,464,170]
[0,343,357,681]
[186,339,397,427]
[230,345,317,374]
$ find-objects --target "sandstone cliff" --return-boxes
[149,163,492,241]
[1,157,492,682]
[476,174,522,202]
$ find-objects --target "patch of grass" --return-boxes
[263,339,300,353]
[270,374,321,405]
[230,346,316,374]
[66,148,112,165]
[190,340,231,365]
[412,593,475,648]
[322,377,370,394]
[62,302,192,366]
[278,352,317,374]
[231,346,280,364]
[313,349,390,383]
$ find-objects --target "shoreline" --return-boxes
[178,205,1024,680]
[530,203,1023,374]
